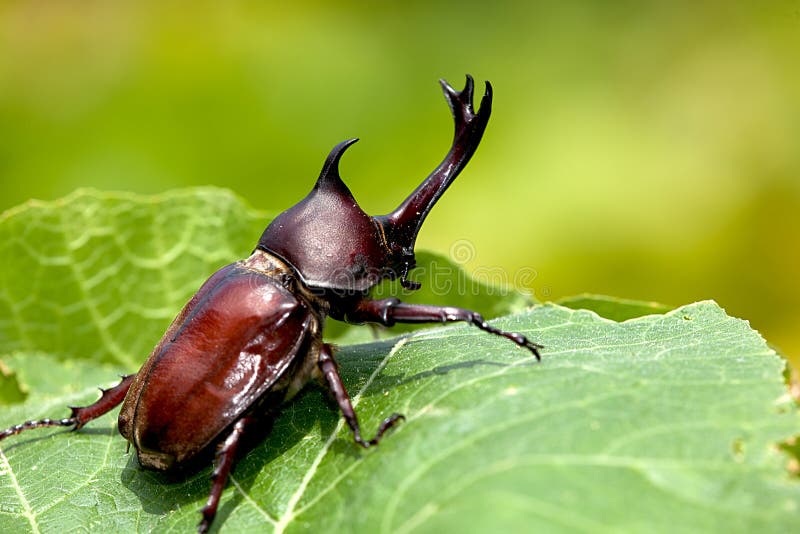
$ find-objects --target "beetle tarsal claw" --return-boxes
[367,412,405,446]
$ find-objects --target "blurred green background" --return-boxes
[1,1,798,366]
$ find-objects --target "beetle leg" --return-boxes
[198,416,253,534]
[0,374,135,442]
[346,299,543,360]
[318,343,404,448]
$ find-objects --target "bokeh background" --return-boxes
[1,1,798,366]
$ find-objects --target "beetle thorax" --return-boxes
[257,140,393,293]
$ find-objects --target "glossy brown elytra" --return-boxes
[0,76,542,533]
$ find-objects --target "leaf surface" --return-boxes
[0,360,26,405]
[557,293,672,321]
[0,190,797,533]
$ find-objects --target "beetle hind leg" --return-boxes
[0,374,135,442]
[318,343,404,448]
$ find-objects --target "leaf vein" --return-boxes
[0,448,40,534]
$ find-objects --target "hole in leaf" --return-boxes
[731,437,745,462]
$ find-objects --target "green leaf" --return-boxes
[0,360,26,405]
[0,302,797,532]
[0,189,797,532]
[0,188,267,369]
[557,293,673,321]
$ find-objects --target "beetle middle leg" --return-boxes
[318,343,404,448]
[198,416,254,534]
[0,373,135,442]
[346,299,543,360]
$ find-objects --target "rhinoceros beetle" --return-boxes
[0,75,542,533]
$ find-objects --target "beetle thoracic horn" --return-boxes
[378,75,493,256]
[315,137,359,189]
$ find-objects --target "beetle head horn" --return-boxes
[257,75,492,295]
[377,75,492,266]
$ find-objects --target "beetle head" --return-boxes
[257,76,492,294]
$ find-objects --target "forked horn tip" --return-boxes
[439,77,457,97]
[479,80,493,115]
[463,74,475,96]
[439,74,474,96]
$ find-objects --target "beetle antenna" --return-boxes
[399,261,421,290]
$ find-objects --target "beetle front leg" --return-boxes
[346,299,543,360]
[0,374,135,442]
[318,343,404,448]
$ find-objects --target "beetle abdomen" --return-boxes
[119,260,316,470]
